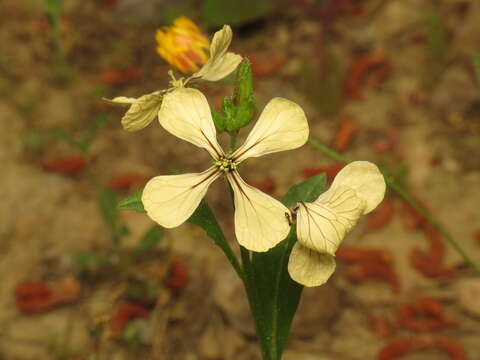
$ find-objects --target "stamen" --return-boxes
[214,156,238,173]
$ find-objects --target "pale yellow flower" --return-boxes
[142,87,309,252]
[288,161,386,286]
[109,24,242,132]
[156,16,210,73]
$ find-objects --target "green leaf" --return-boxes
[212,110,226,132]
[84,114,111,147]
[245,230,302,359]
[230,59,255,131]
[474,54,480,86]
[132,225,164,256]
[98,187,128,239]
[188,200,243,277]
[202,0,274,26]
[242,175,327,358]
[48,128,87,154]
[43,0,62,27]
[74,251,110,271]
[118,188,145,213]
[282,173,327,207]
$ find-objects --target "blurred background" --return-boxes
[1,0,480,359]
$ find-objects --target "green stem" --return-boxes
[229,131,239,152]
[307,137,480,275]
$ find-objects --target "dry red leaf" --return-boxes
[345,261,400,292]
[107,173,146,191]
[248,55,285,78]
[344,51,391,101]
[378,336,466,360]
[396,298,455,332]
[371,316,392,338]
[301,163,343,183]
[99,66,143,85]
[367,199,395,230]
[333,115,356,152]
[109,302,150,338]
[410,225,454,279]
[401,199,429,229]
[373,128,398,154]
[250,178,276,195]
[41,156,86,176]
[378,337,428,360]
[165,257,189,292]
[15,277,81,313]
[336,247,393,265]
[474,229,480,245]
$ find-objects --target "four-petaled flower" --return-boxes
[142,87,309,252]
[287,161,386,286]
[109,24,242,132]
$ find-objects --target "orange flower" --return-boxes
[156,17,210,73]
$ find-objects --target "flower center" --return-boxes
[214,156,238,173]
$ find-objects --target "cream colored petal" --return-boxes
[227,171,291,252]
[330,161,386,214]
[107,93,163,131]
[288,243,336,287]
[232,97,309,163]
[142,167,220,228]
[158,88,223,159]
[198,52,242,82]
[296,185,365,255]
[209,25,233,59]
[191,25,242,82]
[107,96,136,105]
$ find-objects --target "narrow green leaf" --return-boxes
[84,114,111,146]
[229,59,255,131]
[474,54,480,86]
[212,110,226,132]
[98,187,120,236]
[118,188,145,213]
[74,251,110,271]
[245,175,327,358]
[282,173,326,207]
[48,128,87,153]
[133,225,164,256]
[250,230,302,359]
[188,200,243,278]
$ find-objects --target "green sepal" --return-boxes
[117,188,145,213]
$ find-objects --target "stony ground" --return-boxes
[1,0,480,359]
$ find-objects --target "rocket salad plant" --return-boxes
[113,19,387,359]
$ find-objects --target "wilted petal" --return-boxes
[158,88,223,159]
[142,167,220,228]
[296,185,365,255]
[192,25,242,82]
[329,161,386,214]
[108,93,163,132]
[288,242,336,287]
[227,171,290,252]
[232,97,309,163]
